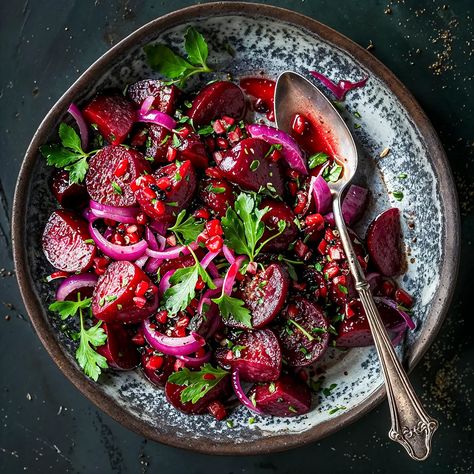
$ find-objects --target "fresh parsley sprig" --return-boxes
[221,192,287,262]
[49,295,107,381]
[168,210,205,245]
[163,247,216,316]
[168,363,228,404]
[40,123,97,184]
[212,292,252,328]
[144,26,212,87]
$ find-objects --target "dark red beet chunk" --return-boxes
[144,124,170,164]
[199,178,235,217]
[216,138,284,195]
[187,81,246,126]
[366,208,404,277]
[248,374,311,417]
[165,374,230,414]
[335,299,407,347]
[240,263,289,329]
[50,170,88,209]
[96,323,139,370]
[127,79,180,115]
[142,349,175,387]
[158,252,200,277]
[92,261,158,324]
[133,160,197,222]
[176,130,209,168]
[42,210,96,273]
[83,93,136,145]
[274,297,330,367]
[86,146,151,207]
[260,199,298,252]
[215,329,281,382]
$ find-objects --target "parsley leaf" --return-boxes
[168,364,228,404]
[59,121,83,153]
[308,152,329,169]
[144,26,212,87]
[264,143,283,158]
[323,162,343,183]
[212,293,252,328]
[168,210,205,244]
[49,297,92,320]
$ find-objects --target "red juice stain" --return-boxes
[240,77,275,121]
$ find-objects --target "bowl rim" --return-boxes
[12,1,460,455]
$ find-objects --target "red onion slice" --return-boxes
[138,109,177,131]
[158,270,175,297]
[146,242,198,260]
[68,103,89,150]
[311,175,332,215]
[176,351,212,369]
[143,319,205,356]
[89,200,139,223]
[222,245,236,265]
[207,262,220,279]
[374,296,416,330]
[222,256,246,296]
[200,250,220,270]
[247,123,308,175]
[55,273,98,301]
[232,369,264,415]
[309,71,368,101]
[140,95,155,115]
[89,222,148,261]
[134,254,148,269]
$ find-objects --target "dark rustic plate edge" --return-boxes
[11,1,461,455]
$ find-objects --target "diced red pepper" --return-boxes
[207,400,227,421]
[146,355,164,371]
[206,219,223,237]
[206,235,223,252]
[194,208,210,220]
[135,280,150,297]
[133,296,147,308]
[155,310,168,324]
[305,213,324,230]
[395,288,414,308]
[156,177,171,190]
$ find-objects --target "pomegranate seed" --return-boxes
[208,400,227,421]
[146,355,164,371]
[166,234,177,246]
[205,167,223,178]
[288,181,298,197]
[381,279,395,297]
[174,326,187,337]
[46,270,70,281]
[203,373,216,380]
[176,315,190,329]
[395,288,414,308]
[135,280,149,297]
[345,302,356,318]
[176,126,190,138]
[269,149,281,162]
[194,208,210,219]
[131,332,145,346]
[325,228,336,242]
[287,304,299,319]
[216,137,229,149]
[225,350,233,360]
[166,146,177,162]
[315,284,328,299]
[222,115,235,126]
[206,219,223,237]
[195,276,205,290]
[114,158,129,177]
[126,232,140,245]
[153,200,166,216]
[133,296,147,308]
[111,233,125,245]
[246,261,258,275]
[174,359,186,371]
[292,113,307,135]
[206,235,223,252]
[130,179,140,192]
[324,262,340,279]
[142,187,156,200]
[294,240,309,259]
[305,213,325,230]
[227,130,240,143]
[156,177,171,190]
[126,225,138,234]
[156,310,168,324]
[333,274,347,287]
[213,120,226,134]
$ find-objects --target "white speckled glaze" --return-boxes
[20,7,456,454]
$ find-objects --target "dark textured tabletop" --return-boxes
[1,1,473,472]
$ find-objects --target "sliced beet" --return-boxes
[133,160,197,222]
[187,81,246,126]
[96,322,140,370]
[199,178,235,217]
[144,124,171,164]
[176,130,209,168]
[83,93,136,145]
[366,208,404,277]
[165,373,230,414]
[127,79,180,115]
[216,137,284,195]
[260,199,298,252]
[335,299,407,347]
[86,145,151,207]
[158,252,199,277]
[42,210,96,273]
[92,261,158,324]
[248,374,311,417]
[274,297,330,367]
[215,329,281,382]
[240,263,289,329]
[50,170,88,209]
[142,350,175,387]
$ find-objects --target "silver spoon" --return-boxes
[274,71,438,461]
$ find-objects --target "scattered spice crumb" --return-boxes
[366,40,375,51]
[26,393,32,401]
[379,147,390,158]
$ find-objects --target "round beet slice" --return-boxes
[335,299,407,347]
[366,208,404,277]
[50,170,88,209]
[240,263,289,329]
[216,138,284,195]
[165,373,230,414]
[187,81,246,127]
[96,322,140,370]
[133,160,197,222]
[83,93,136,145]
[199,178,235,217]
[142,349,175,387]
[92,261,158,324]
[274,297,330,367]
[248,374,312,417]
[42,210,96,273]
[260,199,298,252]
[215,329,281,382]
[86,145,151,207]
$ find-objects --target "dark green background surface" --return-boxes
[1,1,472,472]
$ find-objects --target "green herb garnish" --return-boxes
[393,190,404,201]
[308,152,329,169]
[168,210,205,244]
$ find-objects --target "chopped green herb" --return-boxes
[322,383,338,397]
[308,152,329,169]
[250,160,260,171]
[207,185,226,194]
[231,345,246,358]
[197,124,214,135]
[226,419,234,428]
[84,238,95,245]
[323,163,343,183]
[337,284,348,294]
[111,181,123,195]
[393,190,404,201]
[264,143,283,158]
[288,405,298,413]
[105,295,117,303]
[268,382,276,393]
[398,172,408,179]
[354,123,361,129]
[248,417,256,425]
[212,293,252,328]
[353,111,361,118]
[49,297,92,321]
[168,210,205,244]
[159,134,171,146]
[328,405,346,415]
[172,134,182,148]
[288,318,314,342]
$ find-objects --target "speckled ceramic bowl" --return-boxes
[12,2,460,454]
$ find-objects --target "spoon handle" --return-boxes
[332,196,438,461]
